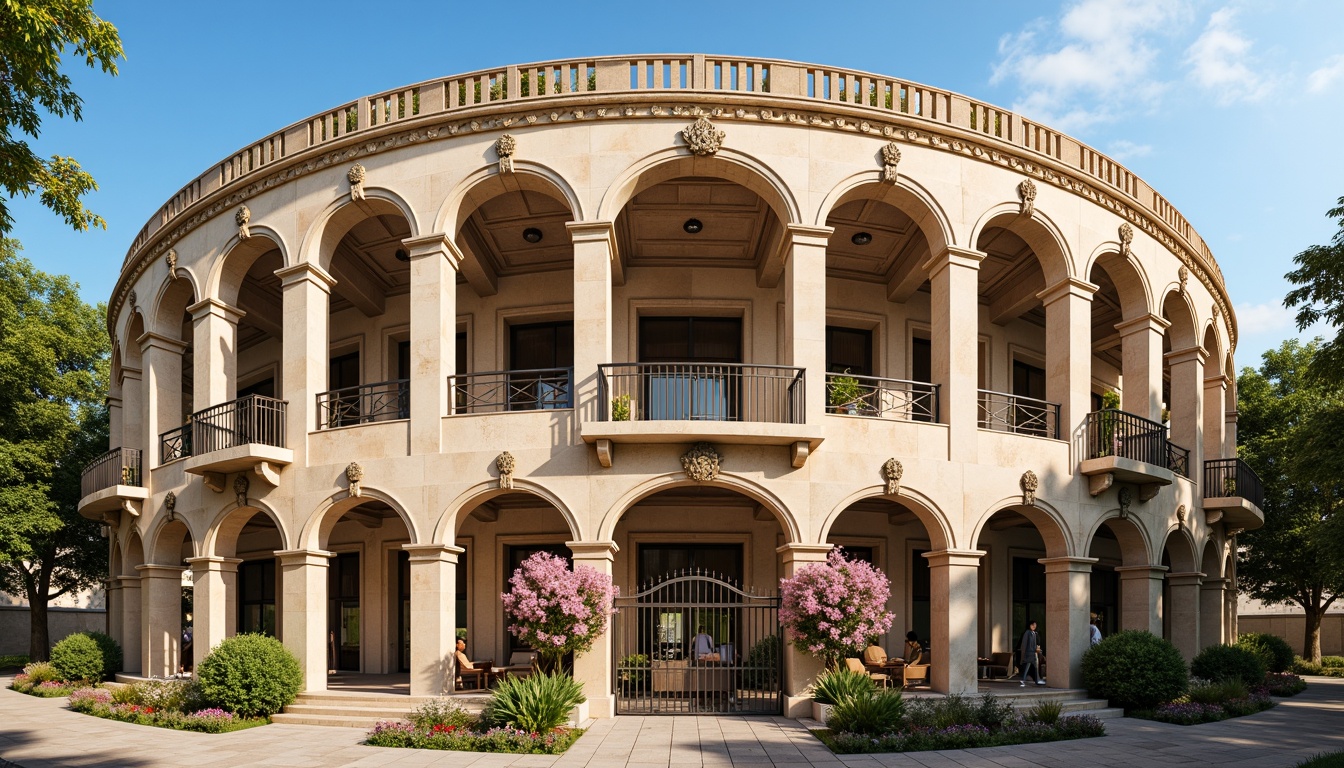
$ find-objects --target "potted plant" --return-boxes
[611,394,631,421]
[828,370,865,414]
[1097,389,1121,456]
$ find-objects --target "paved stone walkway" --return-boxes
[2,676,1343,768]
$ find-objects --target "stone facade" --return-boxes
[82,55,1255,718]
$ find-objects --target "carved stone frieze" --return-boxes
[882,457,903,496]
[235,205,252,239]
[164,491,177,521]
[496,451,516,489]
[681,442,721,482]
[165,250,178,277]
[881,142,901,183]
[1119,222,1134,258]
[1020,470,1039,506]
[347,163,366,201]
[495,134,517,173]
[681,116,724,156]
[346,461,364,498]
[1178,265,1189,294]
[233,475,250,507]
[1117,486,1131,518]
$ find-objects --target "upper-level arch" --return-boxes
[297,188,421,275]
[818,485,954,552]
[1160,288,1200,352]
[150,271,202,340]
[207,228,290,308]
[596,472,800,544]
[1084,241,1152,322]
[812,171,954,257]
[435,160,584,239]
[596,147,800,226]
[970,496,1074,559]
[969,202,1074,288]
[434,480,582,545]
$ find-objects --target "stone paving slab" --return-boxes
[3,677,1344,767]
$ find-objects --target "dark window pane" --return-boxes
[329,352,360,390]
[912,338,932,383]
[826,327,873,375]
[510,322,573,370]
[1013,360,1047,401]
[638,317,742,363]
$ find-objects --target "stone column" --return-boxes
[567,222,615,423]
[1115,314,1169,422]
[1041,557,1096,688]
[119,575,143,675]
[926,549,983,694]
[185,556,241,670]
[1166,572,1203,661]
[120,366,144,461]
[1166,347,1206,489]
[402,235,462,454]
[105,577,123,650]
[1201,577,1228,647]
[108,393,123,451]
[778,543,832,717]
[784,225,832,426]
[1225,410,1239,460]
[276,263,334,465]
[927,247,985,462]
[189,298,244,408]
[277,549,332,692]
[137,564,187,678]
[568,540,619,719]
[139,333,189,469]
[1116,565,1166,635]
[1040,278,1097,438]
[1203,375,1228,462]
[403,544,463,697]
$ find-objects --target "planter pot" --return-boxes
[811,701,834,724]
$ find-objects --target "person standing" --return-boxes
[1019,620,1045,686]
[1089,614,1103,647]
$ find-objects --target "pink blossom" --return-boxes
[500,551,618,668]
[779,548,894,667]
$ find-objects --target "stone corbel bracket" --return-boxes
[1205,509,1224,525]
[1087,475,1159,502]
[790,441,809,468]
[595,439,613,468]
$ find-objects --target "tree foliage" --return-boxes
[0,238,109,659]
[0,0,124,236]
[1236,339,1344,661]
[1285,196,1344,382]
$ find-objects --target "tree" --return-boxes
[0,1,124,237]
[500,551,617,673]
[778,548,894,670]
[1236,339,1344,663]
[0,238,109,660]
[1284,196,1344,382]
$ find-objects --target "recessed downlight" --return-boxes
[522,227,543,243]
[683,218,704,234]
[851,232,873,246]
[394,249,410,262]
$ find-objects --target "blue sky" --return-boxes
[8,0,1343,367]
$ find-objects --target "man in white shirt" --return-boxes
[694,626,715,660]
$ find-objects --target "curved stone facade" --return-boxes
[85,56,1256,717]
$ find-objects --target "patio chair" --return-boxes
[494,650,537,680]
[901,652,930,688]
[982,651,1015,680]
[455,651,494,690]
[845,656,891,688]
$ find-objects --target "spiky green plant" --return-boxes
[481,671,586,733]
[811,668,877,706]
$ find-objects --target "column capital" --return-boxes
[1201,577,1229,589]
[1204,374,1230,389]
[184,556,243,573]
[923,246,985,277]
[117,574,142,586]
[119,365,142,382]
[274,548,334,567]
[275,262,336,292]
[565,220,618,244]
[401,233,464,269]
[1166,571,1205,586]
[923,549,986,568]
[567,540,620,562]
[1114,313,1170,337]
[775,543,832,566]
[1037,277,1099,306]
[783,223,834,249]
[187,297,245,324]
[135,563,188,577]
[402,543,465,564]
[1038,556,1098,573]
[1165,346,1208,366]
[1115,564,1169,578]
[137,331,189,355]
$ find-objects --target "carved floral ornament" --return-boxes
[681,442,721,482]
[164,491,177,521]
[1177,504,1187,527]
[681,116,725,156]
[346,461,364,498]
[881,142,901,183]
[495,134,517,173]
[233,475,250,507]
[1020,470,1039,506]
[1018,179,1037,216]
[882,458,903,496]
[128,290,137,309]
[1119,222,1134,258]
[165,250,178,277]
[1117,486,1132,519]
[347,164,366,201]
[1178,266,1189,294]
[496,451,516,489]
[235,205,251,240]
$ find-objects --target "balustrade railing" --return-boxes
[1204,458,1261,507]
[826,373,937,423]
[159,424,192,464]
[450,368,574,414]
[191,394,288,455]
[1085,409,1190,476]
[80,448,142,499]
[1167,441,1190,478]
[316,380,409,428]
[598,363,804,424]
[978,390,1060,440]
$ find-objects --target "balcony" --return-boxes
[1203,458,1265,530]
[582,363,821,466]
[451,368,573,414]
[977,390,1060,440]
[826,373,938,423]
[1080,409,1183,498]
[317,380,409,428]
[182,394,292,487]
[77,447,148,520]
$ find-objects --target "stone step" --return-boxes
[270,712,393,729]
[282,703,426,719]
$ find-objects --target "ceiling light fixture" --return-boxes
[394,249,410,262]
[522,227,543,243]
[683,218,703,234]
[851,232,873,246]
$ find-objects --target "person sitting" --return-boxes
[694,626,717,661]
[903,631,923,664]
[454,639,491,690]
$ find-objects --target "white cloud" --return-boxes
[1234,302,1296,334]
[1307,54,1344,93]
[1183,8,1272,104]
[1106,140,1152,161]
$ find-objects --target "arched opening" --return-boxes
[1200,538,1226,647]
[209,236,285,405]
[1160,527,1200,660]
[120,313,146,459]
[119,531,146,674]
[1202,325,1226,461]
[144,520,195,677]
[1088,252,1151,420]
[1085,515,1149,636]
[210,507,287,637]
[1161,291,1201,482]
[150,278,197,465]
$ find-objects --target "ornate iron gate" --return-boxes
[614,570,781,715]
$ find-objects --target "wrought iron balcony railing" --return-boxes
[978,390,1060,440]
[1167,441,1190,478]
[1085,409,1189,476]
[825,373,937,423]
[598,363,804,424]
[451,368,573,414]
[316,380,409,428]
[80,448,142,498]
[159,424,192,464]
[1204,458,1264,508]
[191,394,288,455]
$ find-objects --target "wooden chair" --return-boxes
[901,652,930,689]
[494,650,537,680]
[845,656,890,688]
[982,651,1014,680]
[862,645,891,675]
[455,652,494,690]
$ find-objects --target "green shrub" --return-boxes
[50,633,107,682]
[196,633,303,717]
[617,654,649,689]
[21,661,60,683]
[1081,630,1187,710]
[1191,644,1267,687]
[409,698,477,730]
[1295,751,1344,768]
[1187,677,1248,705]
[1322,656,1344,668]
[742,635,780,690]
[0,654,29,670]
[827,689,905,735]
[115,679,205,713]
[811,669,876,706]
[1028,700,1062,725]
[1237,633,1294,673]
[974,693,1015,729]
[1293,656,1325,675]
[481,671,586,733]
[904,692,1008,729]
[86,631,123,678]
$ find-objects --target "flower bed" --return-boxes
[815,715,1106,754]
[68,687,265,733]
[10,675,77,698]
[366,721,581,754]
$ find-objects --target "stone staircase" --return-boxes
[271,690,492,729]
[903,687,1124,720]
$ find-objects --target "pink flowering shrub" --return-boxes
[779,548,894,668]
[500,551,618,671]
